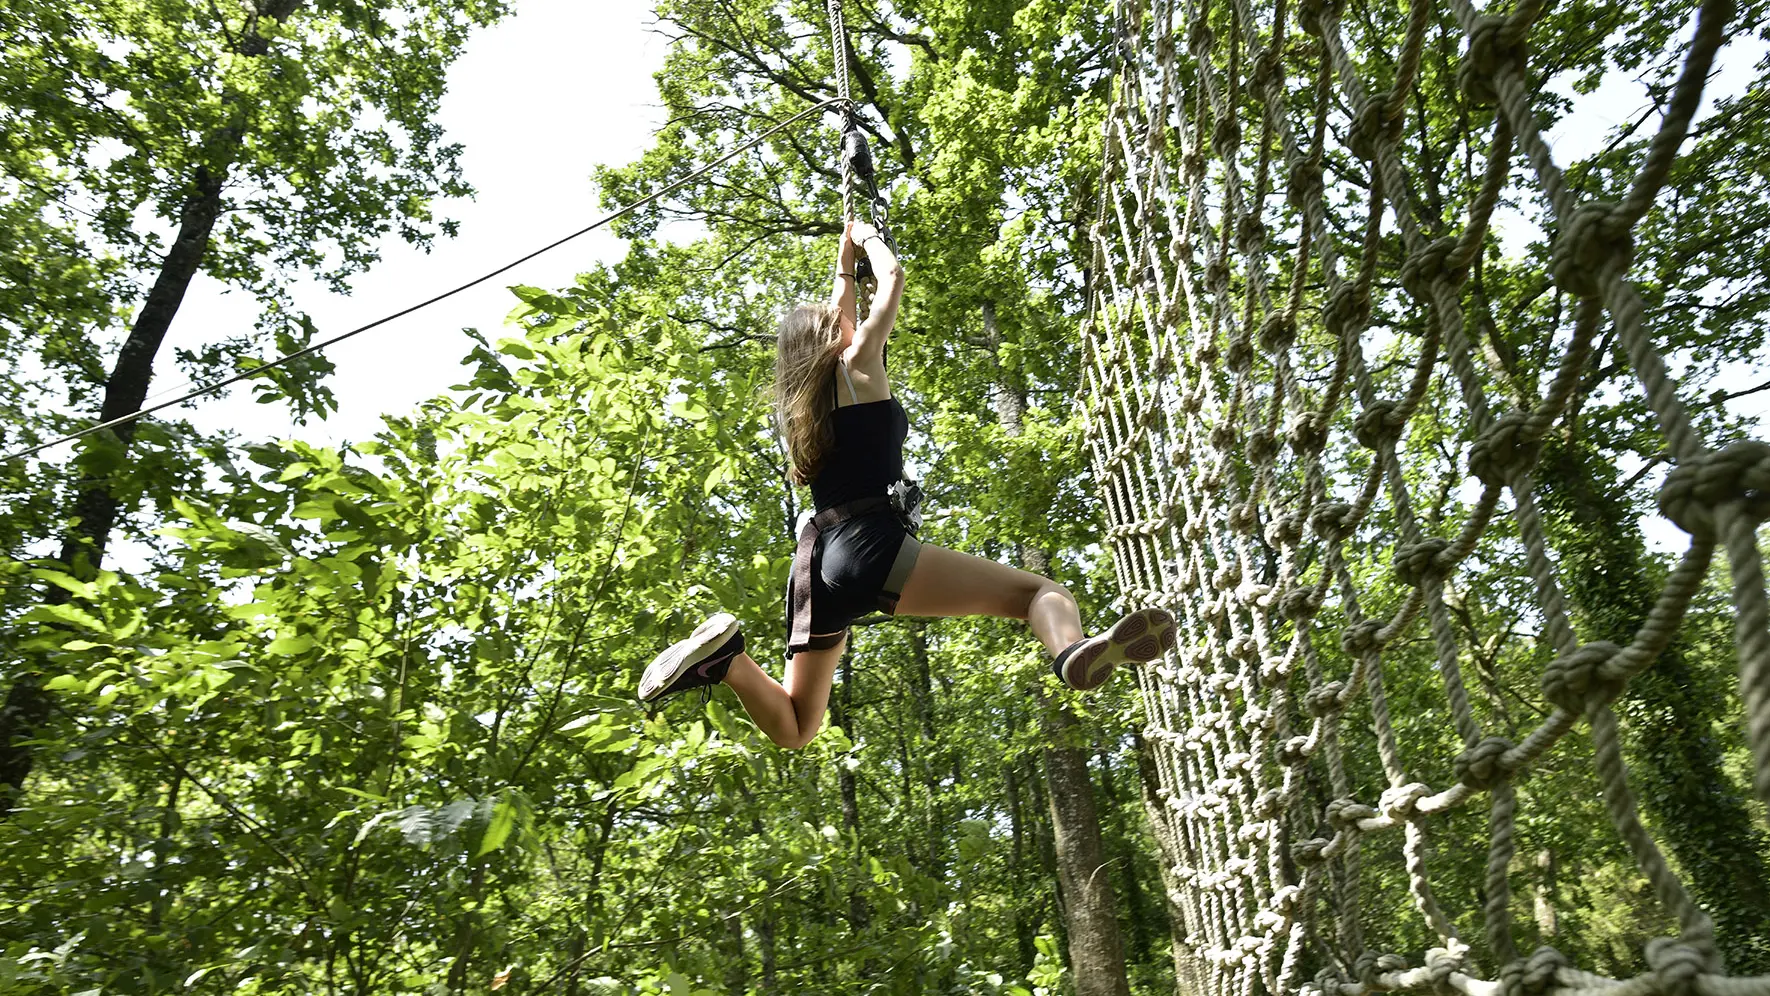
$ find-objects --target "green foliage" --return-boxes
[0,0,509,564]
[4,0,1769,992]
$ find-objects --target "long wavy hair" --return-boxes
[774,302,845,485]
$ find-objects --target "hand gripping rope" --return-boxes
[826,0,895,283]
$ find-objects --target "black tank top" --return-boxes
[810,367,909,511]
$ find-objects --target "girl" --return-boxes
[637,220,1175,747]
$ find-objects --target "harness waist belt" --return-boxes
[787,495,921,653]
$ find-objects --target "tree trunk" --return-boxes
[1136,730,1200,995]
[829,647,871,936]
[733,783,779,994]
[1040,701,1133,996]
[1096,746,1152,964]
[447,864,486,994]
[984,299,1132,996]
[909,620,944,874]
[148,769,183,928]
[1030,752,1068,957]
[0,0,307,809]
[1533,848,1558,940]
[725,913,748,996]
[68,167,230,576]
[1006,706,1039,975]
[0,164,228,809]
[757,911,779,994]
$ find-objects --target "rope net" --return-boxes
[1080,0,1770,992]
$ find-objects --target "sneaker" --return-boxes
[639,612,745,702]
[1053,607,1177,690]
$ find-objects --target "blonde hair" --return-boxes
[774,302,844,485]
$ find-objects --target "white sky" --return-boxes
[164,0,669,450]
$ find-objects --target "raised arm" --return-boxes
[847,221,904,367]
[830,220,859,346]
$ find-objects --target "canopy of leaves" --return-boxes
[1,0,1768,992]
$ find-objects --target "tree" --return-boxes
[0,0,510,806]
[11,0,1768,992]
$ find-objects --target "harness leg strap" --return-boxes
[874,534,922,616]
[787,514,824,652]
[787,495,918,653]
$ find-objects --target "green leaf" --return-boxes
[266,634,315,655]
[476,799,516,856]
[30,568,94,600]
[670,399,709,422]
[21,603,108,634]
[559,713,605,734]
[336,786,389,803]
[353,811,395,847]
[703,460,731,495]
[590,735,637,754]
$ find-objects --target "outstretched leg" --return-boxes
[893,543,1083,654]
[722,639,845,750]
[894,543,1173,689]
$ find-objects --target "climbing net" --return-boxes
[1081,0,1770,992]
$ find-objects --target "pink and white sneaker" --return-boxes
[1054,607,1177,690]
[639,612,745,702]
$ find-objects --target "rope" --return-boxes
[5,96,851,465]
[825,0,895,282]
[827,0,856,222]
[1083,0,1770,992]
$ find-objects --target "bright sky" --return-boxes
[165,0,669,450]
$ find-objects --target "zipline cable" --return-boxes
[4,95,853,465]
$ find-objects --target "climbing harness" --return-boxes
[885,478,923,533]
[785,486,922,654]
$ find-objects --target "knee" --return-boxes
[1028,580,1076,616]
[771,719,823,750]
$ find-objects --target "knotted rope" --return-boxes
[1081,0,1770,994]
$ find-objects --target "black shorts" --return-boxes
[803,510,918,645]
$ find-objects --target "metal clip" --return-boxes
[888,478,924,534]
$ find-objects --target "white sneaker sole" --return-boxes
[1064,607,1177,691]
[639,612,740,702]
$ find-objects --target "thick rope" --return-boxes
[827,0,857,222]
[824,0,895,298]
[1083,0,1770,993]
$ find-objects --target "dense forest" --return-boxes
[2,0,1768,994]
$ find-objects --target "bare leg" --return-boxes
[894,544,1084,655]
[722,638,846,749]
